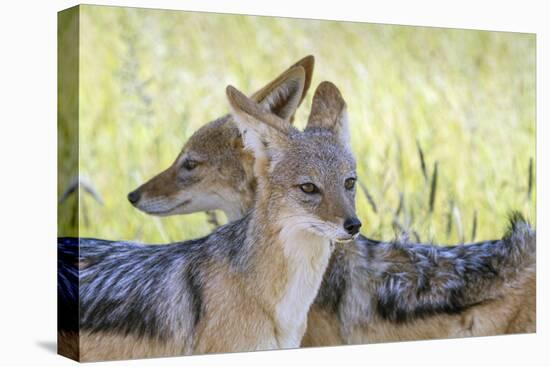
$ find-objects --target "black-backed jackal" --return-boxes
[129,56,536,347]
[59,67,362,360]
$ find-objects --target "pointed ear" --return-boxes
[290,55,315,107]
[291,55,315,109]
[227,85,291,176]
[306,81,350,148]
[250,61,311,122]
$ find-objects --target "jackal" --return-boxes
[131,67,536,346]
[59,69,362,361]
[128,55,314,221]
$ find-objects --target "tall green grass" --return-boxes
[60,5,536,244]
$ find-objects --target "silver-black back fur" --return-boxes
[58,213,535,343]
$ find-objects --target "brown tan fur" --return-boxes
[58,331,79,361]
[302,269,535,347]
[79,253,289,361]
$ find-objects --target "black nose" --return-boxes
[127,190,141,205]
[343,217,362,235]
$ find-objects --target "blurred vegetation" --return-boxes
[59,5,536,244]
[58,6,79,237]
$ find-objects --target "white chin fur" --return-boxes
[307,223,356,244]
[333,233,359,244]
[136,198,191,216]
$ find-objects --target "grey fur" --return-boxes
[76,214,252,347]
[65,214,535,347]
[314,214,535,340]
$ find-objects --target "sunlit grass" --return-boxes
[60,5,536,244]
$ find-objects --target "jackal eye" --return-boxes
[344,178,356,190]
[300,183,319,194]
[182,159,198,171]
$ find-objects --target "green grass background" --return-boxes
[59,5,536,244]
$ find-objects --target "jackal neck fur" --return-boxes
[242,202,333,348]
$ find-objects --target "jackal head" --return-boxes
[127,56,314,220]
[227,75,361,242]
